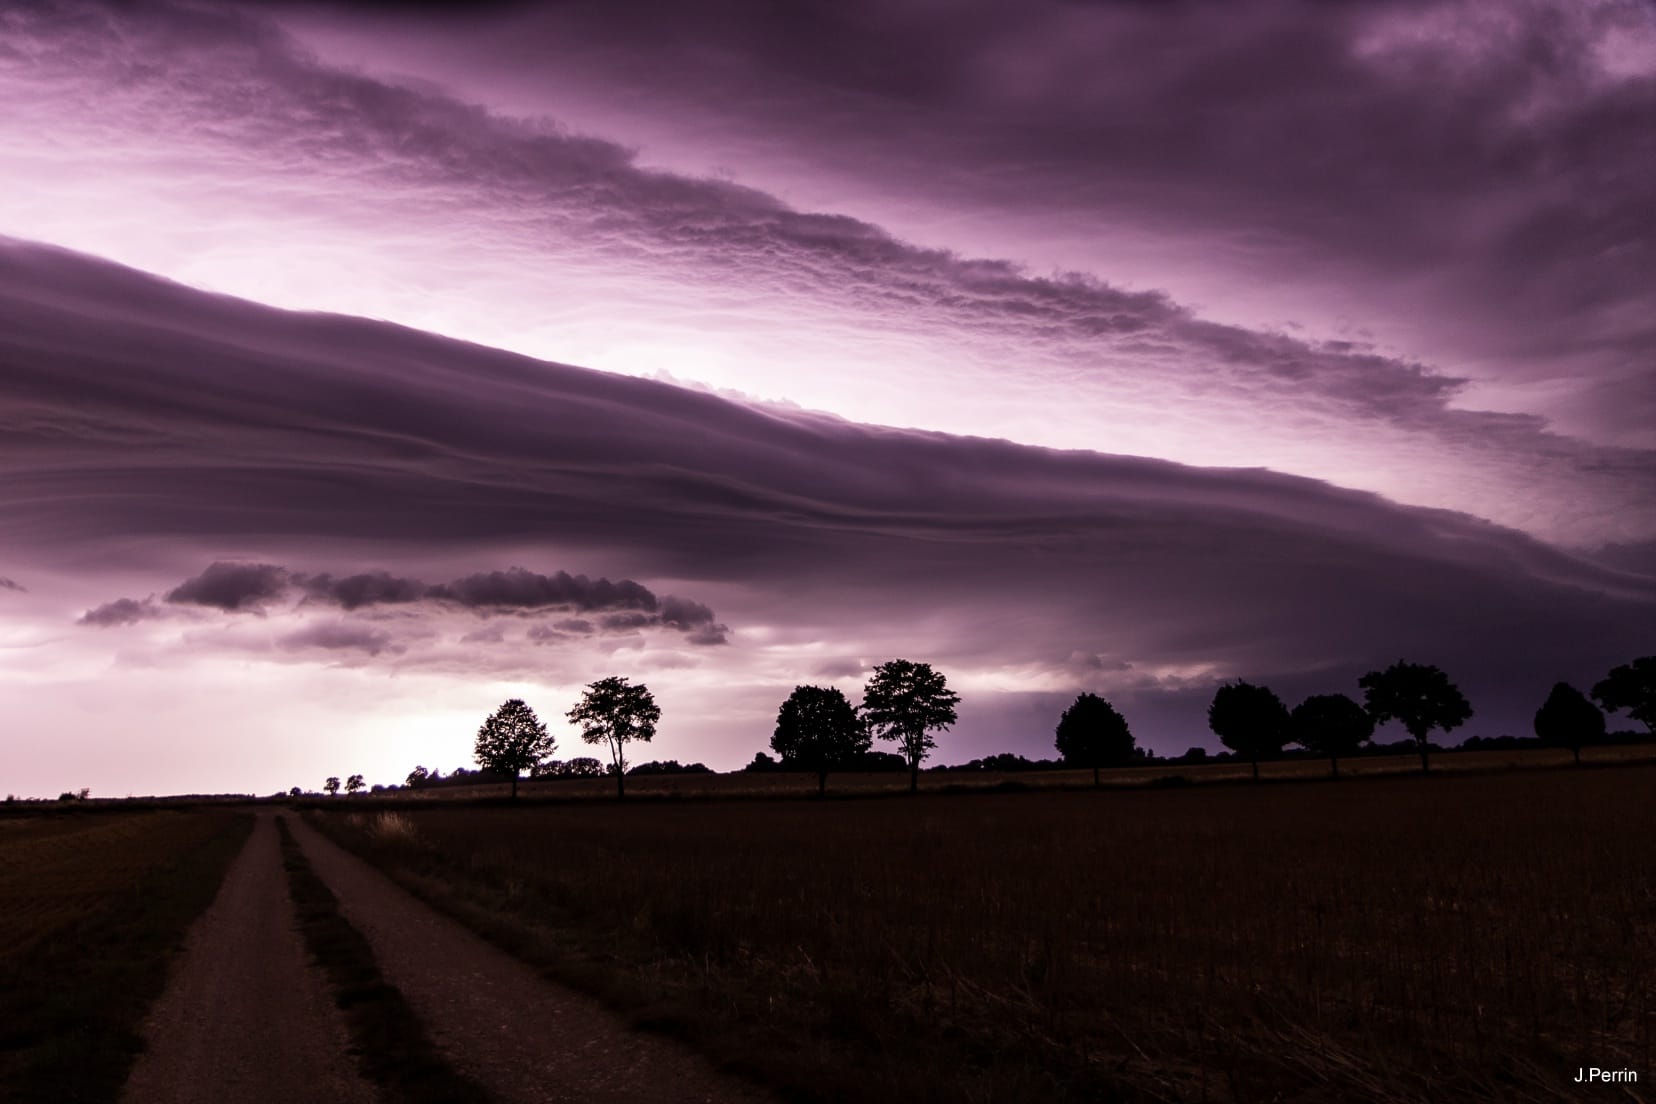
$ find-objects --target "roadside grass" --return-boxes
[315,765,1656,1103]
[274,815,491,1104]
[0,809,251,1104]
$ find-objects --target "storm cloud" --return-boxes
[82,558,724,644]
[1,1,1651,544]
[167,561,290,612]
[425,569,657,613]
[278,0,1656,446]
[4,238,1650,753]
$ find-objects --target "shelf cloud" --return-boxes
[3,238,1649,792]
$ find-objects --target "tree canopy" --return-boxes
[772,685,871,797]
[1533,682,1605,764]
[1591,656,1656,734]
[323,775,340,796]
[1053,692,1136,786]
[861,660,960,794]
[1359,661,1472,773]
[567,676,660,799]
[1289,693,1373,778]
[1207,680,1289,780]
[474,698,556,799]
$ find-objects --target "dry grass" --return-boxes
[319,765,1656,1103]
[365,810,419,844]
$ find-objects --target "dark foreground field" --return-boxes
[315,764,1655,1103]
[0,808,250,1103]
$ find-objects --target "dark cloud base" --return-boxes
[82,561,727,643]
[4,238,1652,738]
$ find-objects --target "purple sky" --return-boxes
[1,0,1652,796]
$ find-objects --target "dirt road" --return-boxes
[121,813,377,1104]
[285,815,775,1104]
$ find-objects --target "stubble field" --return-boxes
[0,807,250,1103]
[315,762,1656,1103]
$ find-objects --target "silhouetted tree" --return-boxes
[567,676,659,800]
[289,786,302,798]
[474,698,556,800]
[1359,661,1472,773]
[1207,680,1289,781]
[1289,693,1373,779]
[958,753,1062,772]
[861,660,960,794]
[741,751,784,773]
[772,685,872,797]
[1053,692,1136,787]
[627,760,713,776]
[1591,656,1656,734]
[324,776,340,796]
[405,765,430,789]
[856,749,910,772]
[345,773,364,795]
[1534,682,1605,765]
[562,756,603,777]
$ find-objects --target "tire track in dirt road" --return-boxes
[121,812,379,1104]
[285,815,777,1104]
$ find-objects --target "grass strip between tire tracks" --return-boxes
[275,815,493,1104]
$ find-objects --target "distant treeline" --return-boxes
[304,654,1653,799]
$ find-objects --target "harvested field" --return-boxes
[317,765,1656,1103]
[0,809,250,1104]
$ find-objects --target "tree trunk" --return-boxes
[1251,758,1260,782]
[818,771,828,798]
[1573,746,1581,766]
[510,774,518,801]
[1092,765,1100,789]
[1330,755,1340,780]
[614,748,626,800]
[1418,739,1430,774]
[909,761,919,794]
